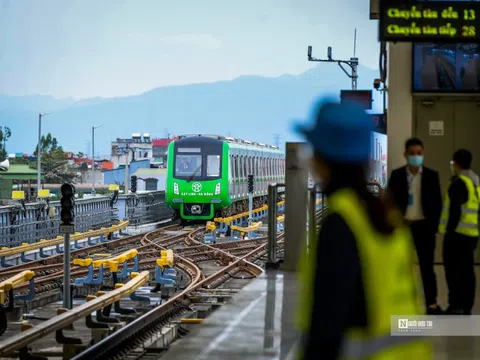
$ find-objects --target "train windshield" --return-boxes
[173,143,222,180]
[175,154,202,177]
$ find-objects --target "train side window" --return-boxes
[238,156,242,179]
[233,156,237,179]
[243,156,247,177]
[207,155,221,177]
[239,156,243,178]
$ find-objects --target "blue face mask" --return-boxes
[408,155,424,167]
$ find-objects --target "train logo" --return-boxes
[192,182,202,192]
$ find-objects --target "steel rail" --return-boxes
[71,234,273,360]
[0,271,151,356]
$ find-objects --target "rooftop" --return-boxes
[0,164,42,181]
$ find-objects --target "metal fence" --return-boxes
[0,191,174,247]
[122,191,173,226]
[0,196,115,247]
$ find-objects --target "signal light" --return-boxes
[60,183,75,225]
[248,174,254,193]
[131,175,137,193]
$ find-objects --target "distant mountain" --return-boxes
[2,64,381,156]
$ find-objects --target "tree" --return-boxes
[0,126,11,161]
[32,133,78,184]
[77,151,84,158]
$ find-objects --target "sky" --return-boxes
[0,0,380,99]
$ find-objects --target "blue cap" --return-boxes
[294,97,374,163]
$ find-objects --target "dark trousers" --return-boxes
[410,220,438,307]
[443,232,478,314]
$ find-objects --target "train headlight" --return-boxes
[174,182,179,195]
[215,183,221,195]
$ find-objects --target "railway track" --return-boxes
[72,230,273,360]
[0,223,195,297]
[0,205,325,359]
[0,227,272,359]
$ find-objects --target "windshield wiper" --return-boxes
[187,164,202,182]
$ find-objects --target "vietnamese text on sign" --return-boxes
[380,1,480,42]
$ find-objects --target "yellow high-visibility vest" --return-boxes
[438,174,480,237]
[296,188,432,359]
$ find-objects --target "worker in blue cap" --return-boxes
[295,98,432,359]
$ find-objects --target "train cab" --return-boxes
[167,135,228,220]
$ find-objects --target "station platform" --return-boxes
[162,270,299,360]
[161,265,480,360]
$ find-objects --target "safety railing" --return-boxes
[266,183,285,268]
[0,196,116,247]
[0,270,35,335]
[0,271,150,356]
[121,191,174,226]
[266,183,325,269]
[0,191,174,247]
[0,221,130,268]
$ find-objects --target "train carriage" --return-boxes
[165,134,285,221]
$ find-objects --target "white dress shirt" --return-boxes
[405,166,425,221]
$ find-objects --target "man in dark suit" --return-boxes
[387,137,443,314]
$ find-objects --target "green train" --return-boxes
[165,134,285,221]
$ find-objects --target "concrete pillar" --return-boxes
[281,142,308,272]
[387,42,413,174]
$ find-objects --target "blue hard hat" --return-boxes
[294,97,374,163]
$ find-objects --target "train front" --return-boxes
[166,136,227,220]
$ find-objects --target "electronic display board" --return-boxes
[340,90,373,110]
[379,1,480,42]
[412,43,480,92]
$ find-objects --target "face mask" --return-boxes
[407,155,424,167]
